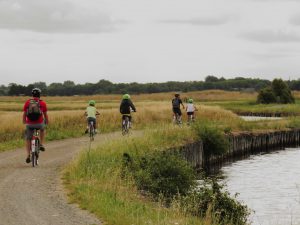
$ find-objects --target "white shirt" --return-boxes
[186,103,195,112]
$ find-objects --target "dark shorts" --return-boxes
[173,108,182,116]
[25,123,45,140]
[187,112,194,116]
[122,115,132,121]
[87,117,96,124]
[87,117,97,128]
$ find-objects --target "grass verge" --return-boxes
[64,124,249,225]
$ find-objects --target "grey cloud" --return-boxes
[249,50,300,59]
[240,30,300,43]
[249,0,299,2]
[160,15,233,26]
[0,0,115,33]
[290,14,300,25]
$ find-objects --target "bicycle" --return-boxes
[173,113,182,127]
[30,129,40,167]
[122,115,131,135]
[187,109,198,126]
[88,120,96,141]
[187,114,195,126]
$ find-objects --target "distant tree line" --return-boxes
[1,76,300,96]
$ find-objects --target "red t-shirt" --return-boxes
[23,98,47,124]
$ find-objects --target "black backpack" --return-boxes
[26,99,42,121]
[172,98,180,108]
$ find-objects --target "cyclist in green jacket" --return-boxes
[120,94,136,128]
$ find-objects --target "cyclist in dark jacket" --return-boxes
[120,94,136,126]
[172,93,185,123]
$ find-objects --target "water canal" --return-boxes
[220,147,300,225]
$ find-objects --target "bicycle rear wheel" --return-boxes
[175,114,182,127]
[89,122,94,141]
[122,117,130,135]
[32,139,40,167]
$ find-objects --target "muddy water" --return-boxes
[221,148,300,225]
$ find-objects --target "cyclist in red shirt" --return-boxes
[23,88,48,163]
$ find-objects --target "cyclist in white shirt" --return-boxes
[186,98,198,121]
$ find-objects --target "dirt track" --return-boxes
[0,131,130,225]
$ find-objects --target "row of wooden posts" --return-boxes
[180,129,300,170]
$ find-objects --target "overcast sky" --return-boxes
[1,0,300,85]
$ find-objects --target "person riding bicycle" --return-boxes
[84,100,100,134]
[23,88,48,164]
[186,98,198,121]
[120,94,136,128]
[172,93,185,123]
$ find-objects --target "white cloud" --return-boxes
[240,29,300,43]
[160,15,234,26]
[0,0,115,33]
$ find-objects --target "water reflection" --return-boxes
[220,148,300,225]
[240,116,282,121]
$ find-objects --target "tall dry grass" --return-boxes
[0,90,296,151]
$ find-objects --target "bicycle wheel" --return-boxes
[89,122,94,141]
[122,117,129,135]
[187,115,192,125]
[31,139,39,167]
[176,114,182,127]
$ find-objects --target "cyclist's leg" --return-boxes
[122,115,126,132]
[122,115,125,125]
[91,118,97,133]
[187,112,192,121]
[85,118,90,133]
[128,115,132,128]
[40,128,45,146]
[177,109,182,123]
[94,119,97,129]
[25,125,34,163]
[172,108,177,123]
[34,124,45,150]
[191,112,195,120]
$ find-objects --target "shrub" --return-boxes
[193,122,229,157]
[280,88,295,104]
[179,179,250,225]
[257,79,295,104]
[257,87,276,104]
[122,151,196,200]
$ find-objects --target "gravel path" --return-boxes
[0,131,132,225]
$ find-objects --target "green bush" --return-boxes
[257,79,295,104]
[193,122,229,156]
[280,88,295,104]
[122,151,196,200]
[257,87,276,104]
[179,179,250,225]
